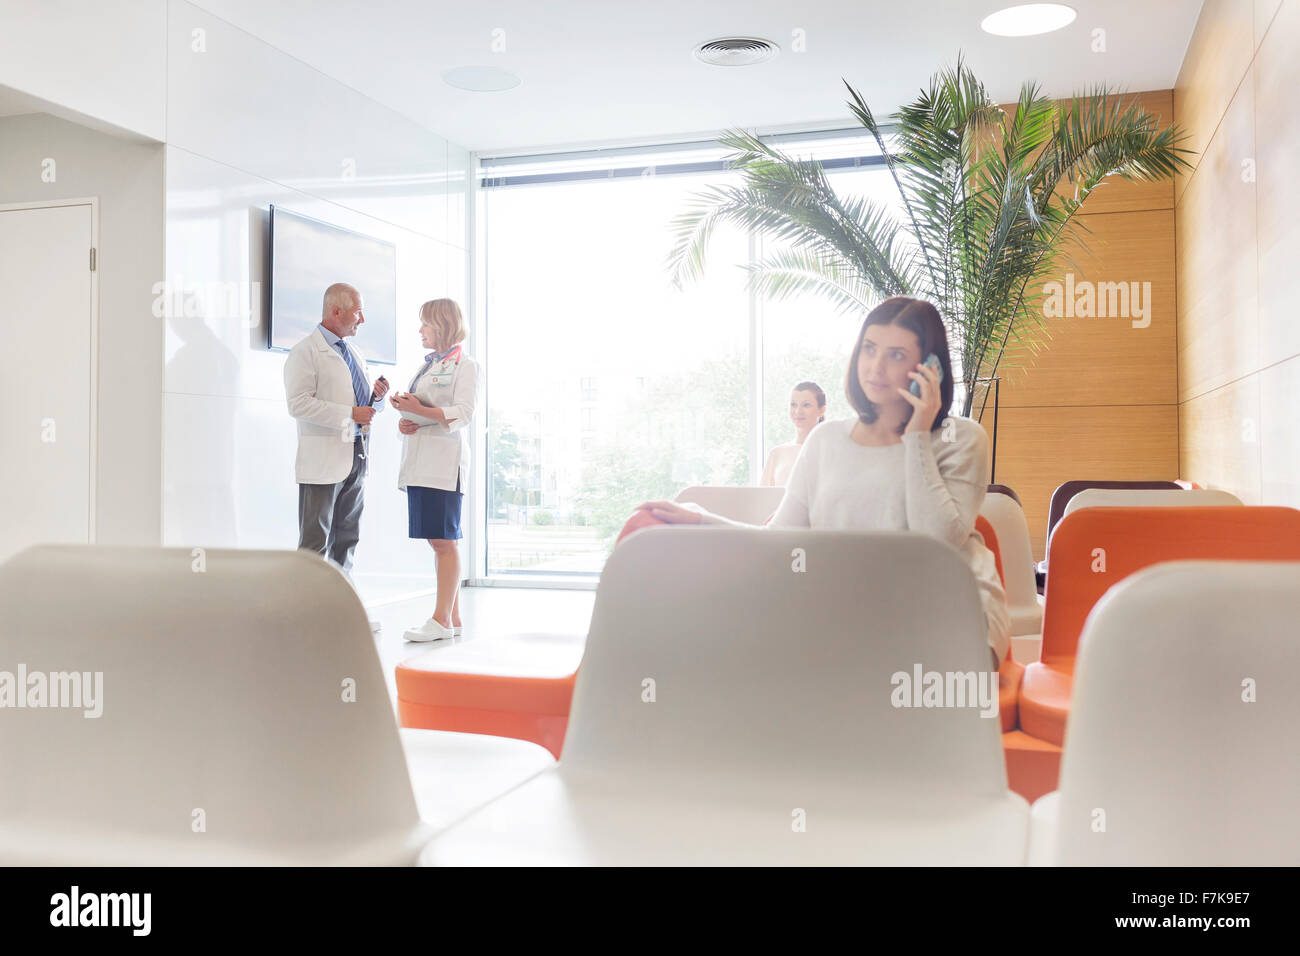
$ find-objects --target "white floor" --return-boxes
[364,584,596,707]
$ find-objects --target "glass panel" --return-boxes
[485,171,750,576]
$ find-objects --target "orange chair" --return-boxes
[974,515,1023,737]
[397,508,669,758]
[973,514,1056,802]
[1000,730,1065,802]
[1019,505,1300,749]
[975,514,1005,584]
[396,656,578,759]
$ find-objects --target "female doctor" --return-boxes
[389,298,480,643]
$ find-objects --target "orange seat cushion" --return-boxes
[396,665,577,759]
[1017,660,1074,746]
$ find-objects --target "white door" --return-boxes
[0,202,95,562]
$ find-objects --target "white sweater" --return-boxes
[703,416,1010,664]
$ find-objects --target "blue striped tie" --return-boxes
[334,341,371,436]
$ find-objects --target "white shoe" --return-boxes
[404,617,455,643]
[453,625,462,637]
[370,619,382,634]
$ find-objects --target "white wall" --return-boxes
[0,0,471,587]
[0,0,166,140]
[0,112,166,547]
[161,0,471,592]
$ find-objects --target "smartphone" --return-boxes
[910,354,943,397]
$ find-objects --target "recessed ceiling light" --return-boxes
[980,3,1077,37]
[693,37,780,67]
[442,66,521,92]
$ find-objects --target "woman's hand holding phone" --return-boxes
[900,355,943,433]
[909,353,943,397]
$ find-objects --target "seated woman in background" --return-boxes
[640,296,1010,669]
[760,381,827,487]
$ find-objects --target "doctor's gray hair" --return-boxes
[419,298,467,352]
[322,282,360,318]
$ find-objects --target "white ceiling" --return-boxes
[191,0,1201,154]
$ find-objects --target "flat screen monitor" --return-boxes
[268,205,397,365]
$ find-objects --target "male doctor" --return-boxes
[284,283,389,627]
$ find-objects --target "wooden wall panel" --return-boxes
[993,209,1176,408]
[1175,77,1257,403]
[993,405,1180,560]
[1173,0,1256,204]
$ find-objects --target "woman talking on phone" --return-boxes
[639,296,1009,669]
[390,298,479,643]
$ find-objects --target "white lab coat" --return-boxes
[397,351,479,493]
[283,327,380,485]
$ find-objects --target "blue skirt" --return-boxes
[407,476,463,540]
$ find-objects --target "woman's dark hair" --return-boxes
[792,381,827,423]
[845,296,954,433]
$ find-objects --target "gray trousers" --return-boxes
[298,436,368,575]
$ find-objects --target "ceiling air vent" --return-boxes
[693,37,780,67]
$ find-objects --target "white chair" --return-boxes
[422,527,1028,865]
[0,545,553,865]
[979,491,1043,649]
[1029,560,1300,865]
[675,485,786,525]
[1062,487,1242,519]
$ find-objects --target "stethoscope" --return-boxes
[409,345,462,391]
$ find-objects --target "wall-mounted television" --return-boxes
[268,205,397,365]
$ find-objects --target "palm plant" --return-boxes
[667,59,1191,420]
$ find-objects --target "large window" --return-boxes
[482,133,892,578]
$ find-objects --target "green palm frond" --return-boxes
[667,130,917,296]
[743,246,880,315]
[667,58,1193,417]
